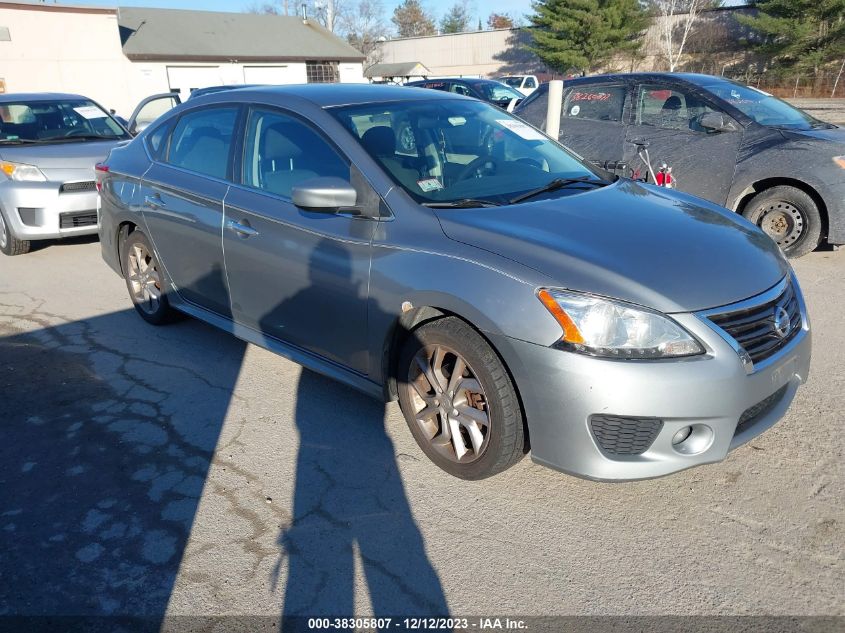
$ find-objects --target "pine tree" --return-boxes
[527,0,648,74]
[737,0,845,74]
[392,0,436,37]
[440,2,471,34]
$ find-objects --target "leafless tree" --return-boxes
[248,0,348,32]
[339,0,388,62]
[651,0,721,72]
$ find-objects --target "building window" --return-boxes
[306,61,340,84]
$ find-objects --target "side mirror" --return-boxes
[291,177,358,211]
[699,112,738,133]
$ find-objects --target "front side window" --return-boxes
[331,98,600,205]
[166,107,238,179]
[0,99,129,144]
[242,108,349,198]
[475,82,524,103]
[450,83,472,97]
[700,79,822,130]
[306,61,340,84]
[563,85,626,122]
[524,77,537,89]
[635,84,719,132]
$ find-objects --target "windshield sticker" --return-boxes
[73,106,108,120]
[448,116,467,126]
[496,119,546,140]
[570,105,581,116]
[417,178,444,192]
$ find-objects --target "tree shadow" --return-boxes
[0,293,245,631]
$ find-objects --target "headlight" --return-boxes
[0,161,47,182]
[537,288,704,359]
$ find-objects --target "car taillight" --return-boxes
[95,163,109,192]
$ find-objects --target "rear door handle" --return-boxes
[144,194,166,209]
[227,219,259,238]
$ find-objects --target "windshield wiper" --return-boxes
[509,176,611,204]
[39,134,123,142]
[422,198,502,208]
[0,138,50,145]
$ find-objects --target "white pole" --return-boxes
[545,80,564,139]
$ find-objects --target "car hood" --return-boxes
[781,125,845,144]
[435,180,789,313]
[0,139,124,169]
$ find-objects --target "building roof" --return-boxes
[117,7,365,63]
[364,62,431,78]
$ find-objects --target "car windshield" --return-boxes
[0,99,129,143]
[330,99,603,205]
[702,80,822,130]
[475,82,524,103]
[500,77,523,88]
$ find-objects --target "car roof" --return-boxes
[0,92,90,103]
[565,72,724,86]
[195,83,464,108]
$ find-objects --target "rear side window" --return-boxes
[242,108,349,199]
[563,85,626,122]
[166,107,238,179]
[146,120,173,160]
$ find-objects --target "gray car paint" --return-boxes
[97,84,811,480]
[514,73,845,245]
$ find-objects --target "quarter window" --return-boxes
[306,60,340,83]
[166,107,238,179]
[242,108,349,198]
[563,85,626,122]
[635,84,719,131]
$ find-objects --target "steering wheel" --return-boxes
[457,155,499,181]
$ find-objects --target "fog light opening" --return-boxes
[671,424,713,455]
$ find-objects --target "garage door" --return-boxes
[166,66,223,101]
[243,65,303,85]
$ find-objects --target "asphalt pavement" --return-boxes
[0,237,842,625]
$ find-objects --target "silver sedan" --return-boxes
[96,85,811,480]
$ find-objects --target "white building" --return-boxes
[0,1,366,116]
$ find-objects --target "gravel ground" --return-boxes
[787,98,845,124]
[0,238,842,626]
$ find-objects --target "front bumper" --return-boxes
[487,276,812,481]
[0,180,99,241]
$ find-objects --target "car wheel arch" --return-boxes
[380,304,531,450]
[116,221,140,275]
[732,177,829,242]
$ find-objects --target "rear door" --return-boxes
[624,82,743,203]
[139,105,240,318]
[559,82,629,172]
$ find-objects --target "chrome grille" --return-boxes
[708,280,801,365]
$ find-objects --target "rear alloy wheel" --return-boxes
[122,230,176,325]
[397,317,526,479]
[0,208,32,256]
[742,186,822,258]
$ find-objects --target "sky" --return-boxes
[52,0,537,25]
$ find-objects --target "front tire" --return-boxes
[0,208,31,256]
[121,229,177,325]
[742,186,822,258]
[397,317,526,479]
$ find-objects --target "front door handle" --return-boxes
[144,194,166,209]
[227,219,259,238]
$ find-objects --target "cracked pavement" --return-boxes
[0,237,842,620]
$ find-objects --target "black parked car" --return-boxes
[515,73,845,257]
[407,78,524,111]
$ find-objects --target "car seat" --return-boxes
[360,126,422,190]
[260,123,318,198]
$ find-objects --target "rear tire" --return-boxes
[397,317,526,480]
[121,229,177,325]
[742,186,822,258]
[0,208,32,256]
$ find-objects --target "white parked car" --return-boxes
[498,75,539,96]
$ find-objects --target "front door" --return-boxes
[624,82,743,204]
[558,82,629,172]
[222,107,375,374]
[139,105,239,318]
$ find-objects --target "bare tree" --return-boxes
[651,0,721,72]
[248,0,348,32]
[339,0,388,62]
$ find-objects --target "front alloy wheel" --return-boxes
[397,317,526,479]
